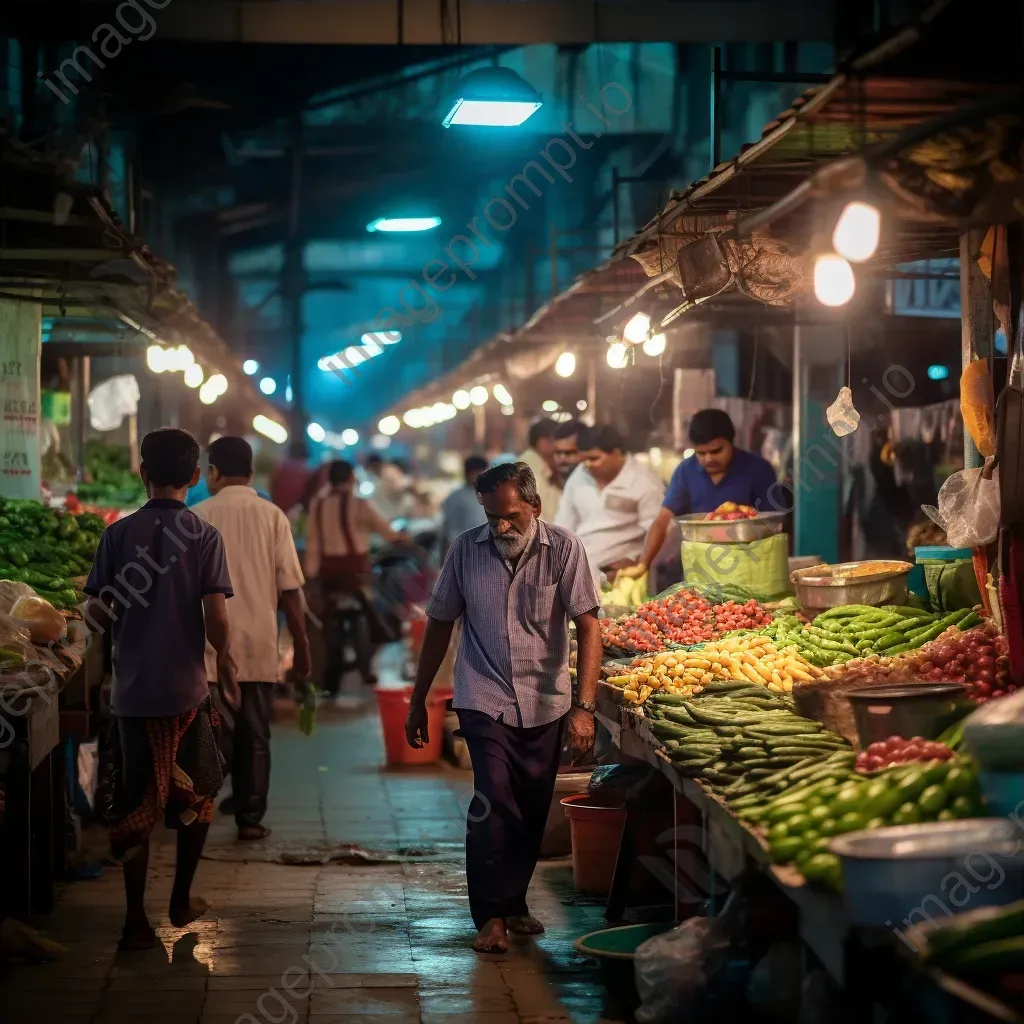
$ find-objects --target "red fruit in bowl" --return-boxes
[885,736,905,752]
[866,754,885,771]
[867,741,888,757]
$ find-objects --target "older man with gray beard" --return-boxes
[405,461,602,954]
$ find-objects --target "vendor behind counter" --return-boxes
[622,409,783,584]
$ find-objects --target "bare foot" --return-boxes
[238,825,272,841]
[118,918,157,951]
[168,896,209,928]
[472,918,509,954]
[506,914,545,936]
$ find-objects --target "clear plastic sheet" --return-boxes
[922,462,1000,549]
[634,892,740,1023]
[826,386,860,437]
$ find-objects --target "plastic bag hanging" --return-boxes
[88,374,140,432]
[826,386,860,437]
[921,460,1001,549]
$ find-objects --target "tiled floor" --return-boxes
[0,704,625,1023]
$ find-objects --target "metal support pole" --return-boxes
[549,222,559,299]
[960,228,992,469]
[283,110,306,442]
[473,405,486,447]
[586,356,598,425]
[792,323,804,551]
[710,46,722,172]
[128,413,139,473]
[71,355,90,479]
[611,166,620,244]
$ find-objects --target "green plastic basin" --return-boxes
[574,922,674,961]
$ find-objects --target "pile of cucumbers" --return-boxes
[924,899,1024,985]
[647,681,854,788]
[767,604,984,668]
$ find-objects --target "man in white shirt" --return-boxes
[195,437,311,841]
[555,425,665,589]
[517,418,563,522]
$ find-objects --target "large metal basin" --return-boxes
[677,510,786,544]
[790,560,913,609]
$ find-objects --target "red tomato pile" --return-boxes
[856,735,954,773]
[604,591,774,651]
[600,616,663,654]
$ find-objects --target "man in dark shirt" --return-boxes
[623,409,779,578]
[85,428,237,950]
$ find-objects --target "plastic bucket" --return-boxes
[375,686,450,766]
[540,771,593,858]
[561,795,627,896]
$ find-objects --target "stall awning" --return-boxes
[0,150,282,424]
[620,0,1022,304]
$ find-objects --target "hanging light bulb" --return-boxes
[555,351,576,378]
[206,373,228,396]
[492,383,513,405]
[469,385,488,406]
[643,333,666,357]
[183,364,204,389]
[623,312,651,344]
[542,400,559,412]
[378,415,401,436]
[832,200,881,263]
[341,428,359,446]
[813,253,856,307]
[452,389,471,410]
[198,379,218,405]
[146,345,168,373]
[606,342,629,369]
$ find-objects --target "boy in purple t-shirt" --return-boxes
[85,428,238,950]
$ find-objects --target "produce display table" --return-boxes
[0,628,90,918]
[596,687,1023,1021]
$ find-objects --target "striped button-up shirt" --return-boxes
[426,520,599,727]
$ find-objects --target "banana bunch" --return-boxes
[602,570,648,613]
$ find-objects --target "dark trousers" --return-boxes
[456,709,565,930]
[213,682,274,828]
[322,603,375,695]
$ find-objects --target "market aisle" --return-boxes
[0,707,622,1024]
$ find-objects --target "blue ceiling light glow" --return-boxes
[927,364,950,381]
[259,377,277,395]
[242,359,259,375]
[366,217,441,233]
[442,67,542,127]
[285,383,293,402]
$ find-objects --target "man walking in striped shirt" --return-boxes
[405,462,603,953]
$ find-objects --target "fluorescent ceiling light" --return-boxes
[442,67,542,128]
[366,217,441,233]
[253,415,288,444]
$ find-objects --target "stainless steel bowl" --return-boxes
[677,510,786,544]
[845,683,972,747]
[790,560,913,609]
[830,819,1024,927]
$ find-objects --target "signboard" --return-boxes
[0,295,42,498]
[886,259,961,319]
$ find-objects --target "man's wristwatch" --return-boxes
[574,698,597,713]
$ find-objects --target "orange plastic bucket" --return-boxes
[408,616,428,660]
[561,795,627,896]
[375,685,450,766]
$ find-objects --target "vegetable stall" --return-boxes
[586,553,1024,1021]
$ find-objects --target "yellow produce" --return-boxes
[605,634,824,701]
[601,571,648,612]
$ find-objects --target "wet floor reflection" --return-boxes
[0,708,626,1023]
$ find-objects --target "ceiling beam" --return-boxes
[45,1,835,44]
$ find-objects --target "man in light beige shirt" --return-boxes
[194,437,311,841]
[517,418,562,522]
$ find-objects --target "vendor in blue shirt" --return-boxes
[621,409,779,578]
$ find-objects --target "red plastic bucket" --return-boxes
[375,686,450,766]
[560,795,627,896]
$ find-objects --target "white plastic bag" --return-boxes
[922,462,1000,549]
[88,374,140,432]
[634,893,739,1023]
